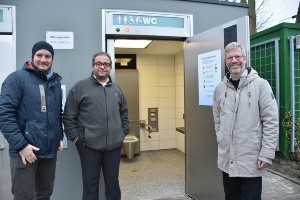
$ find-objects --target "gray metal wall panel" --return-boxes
[184,29,225,199]
[0,1,247,90]
[184,16,249,199]
[115,69,140,155]
[0,134,13,200]
[0,0,247,199]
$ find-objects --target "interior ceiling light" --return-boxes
[114,39,152,48]
[115,58,133,66]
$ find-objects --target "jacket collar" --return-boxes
[23,62,60,81]
[224,67,257,85]
[90,73,112,86]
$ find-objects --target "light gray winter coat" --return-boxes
[212,68,279,177]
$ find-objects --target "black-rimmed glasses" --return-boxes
[94,62,111,68]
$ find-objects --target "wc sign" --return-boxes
[113,14,184,28]
[106,10,192,37]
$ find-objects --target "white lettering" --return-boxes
[142,17,158,25]
[142,17,152,24]
[151,18,157,24]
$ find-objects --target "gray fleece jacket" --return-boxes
[63,74,130,151]
[212,68,279,177]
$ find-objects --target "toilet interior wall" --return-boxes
[115,40,185,153]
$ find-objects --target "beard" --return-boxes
[227,62,246,75]
[94,71,109,81]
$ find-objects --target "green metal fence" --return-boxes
[250,38,280,104]
[250,23,300,156]
[250,38,280,150]
[292,38,300,118]
[289,36,300,153]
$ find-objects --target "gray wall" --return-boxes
[0,0,247,199]
[0,0,247,92]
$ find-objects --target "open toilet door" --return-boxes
[184,16,250,199]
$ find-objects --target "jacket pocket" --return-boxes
[23,122,45,153]
[23,122,35,144]
[77,126,85,138]
[217,130,230,158]
[252,131,261,151]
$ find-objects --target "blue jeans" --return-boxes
[10,155,57,200]
[76,139,122,200]
[222,171,262,200]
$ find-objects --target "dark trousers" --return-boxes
[222,171,262,200]
[10,155,57,200]
[76,140,122,200]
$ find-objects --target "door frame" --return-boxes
[0,5,16,87]
[101,9,193,81]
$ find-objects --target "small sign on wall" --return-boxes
[46,31,74,49]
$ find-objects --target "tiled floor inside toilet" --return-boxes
[119,149,193,200]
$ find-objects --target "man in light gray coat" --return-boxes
[213,42,279,200]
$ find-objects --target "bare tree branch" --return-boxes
[255,0,273,31]
[221,0,273,33]
[257,12,273,30]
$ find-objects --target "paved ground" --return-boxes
[1,145,300,200]
[120,149,300,200]
[152,172,300,200]
[262,170,300,200]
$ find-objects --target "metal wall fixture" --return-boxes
[140,120,153,138]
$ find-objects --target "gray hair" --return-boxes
[92,52,112,65]
[224,42,246,58]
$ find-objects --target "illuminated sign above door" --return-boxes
[113,14,184,28]
[104,9,192,38]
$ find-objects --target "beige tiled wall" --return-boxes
[137,53,185,153]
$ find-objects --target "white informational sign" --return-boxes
[61,85,68,148]
[46,31,74,49]
[198,49,222,106]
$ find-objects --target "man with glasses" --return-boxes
[212,42,279,200]
[63,52,130,200]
